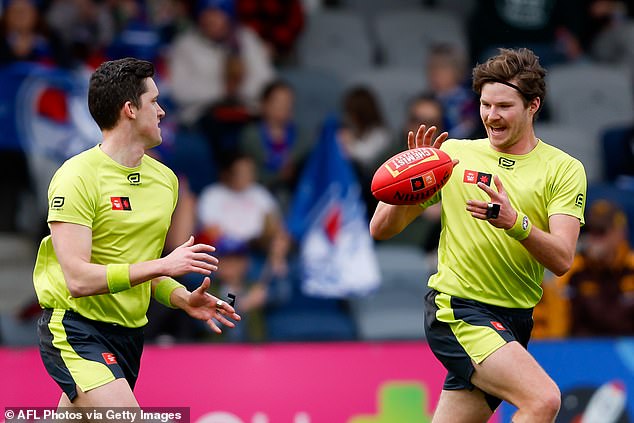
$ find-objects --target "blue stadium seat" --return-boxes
[600,125,633,182]
[264,260,357,342]
[165,126,217,195]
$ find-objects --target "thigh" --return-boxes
[56,383,138,421]
[424,291,510,388]
[432,389,492,423]
[471,341,558,409]
[71,378,139,407]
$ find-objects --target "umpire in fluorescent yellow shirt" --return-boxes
[370,48,586,423]
[34,58,240,407]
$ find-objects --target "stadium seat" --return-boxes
[25,153,62,223]
[278,67,345,137]
[296,10,375,79]
[264,261,357,342]
[343,0,422,13]
[545,63,634,137]
[0,312,39,346]
[165,126,217,195]
[0,233,39,346]
[350,244,431,341]
[0,234,37,315]
[343,67,426,132]
[434,0,476,20]
[534,122,602,183]
[266,307,357,342]
[600,124,634,182]
[589,19,634,64]
[374,8,467,69]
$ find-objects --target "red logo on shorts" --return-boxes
[102,352,117,365]
[491,321,506,331]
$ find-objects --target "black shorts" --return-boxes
[38,309,144,401]
[424,289,533,411]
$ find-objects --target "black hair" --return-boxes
[88,57,155,130]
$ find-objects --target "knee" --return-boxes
[541,385,561,418]
[527,384,561,421]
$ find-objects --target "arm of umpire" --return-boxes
[51,222,218,297]
[513,213,579,276]
[467,175,580,276]
[370,202,428,240]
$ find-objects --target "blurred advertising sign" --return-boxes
[5,339,634,422]
[1,342,448,422]
[500,339,634,422]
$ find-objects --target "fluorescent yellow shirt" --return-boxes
[424,138,587,308]
[33,145,178,327]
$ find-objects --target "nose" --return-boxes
[157,103,166,119]
[486,106,502,122]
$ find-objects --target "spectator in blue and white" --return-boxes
[239,79,313,210]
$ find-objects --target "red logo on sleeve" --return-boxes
[491,321,506,331]
[110,197,132,211]
[102,352,117,365]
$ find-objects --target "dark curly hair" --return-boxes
[88,58,155,130]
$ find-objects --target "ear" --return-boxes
[122,101,136,120]
[529,97,541,114]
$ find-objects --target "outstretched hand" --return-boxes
[408,124,448,149]
[466,175,517,229]
[184,277,241,334]
[162,236,219,277]
[408,124,459,168]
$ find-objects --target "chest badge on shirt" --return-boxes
[127,172,141,185]
[463,170,493,186]
[111,196,132,211]
[498,157,516,169]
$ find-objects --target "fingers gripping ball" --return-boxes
[371,147,453,205]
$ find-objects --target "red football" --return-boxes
[371,147,453,205]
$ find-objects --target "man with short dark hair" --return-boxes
[34,57,240,407]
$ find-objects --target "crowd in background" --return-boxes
[1,0,634,344]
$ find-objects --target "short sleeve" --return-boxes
[47,161,97,228]
[548,158,587,224]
